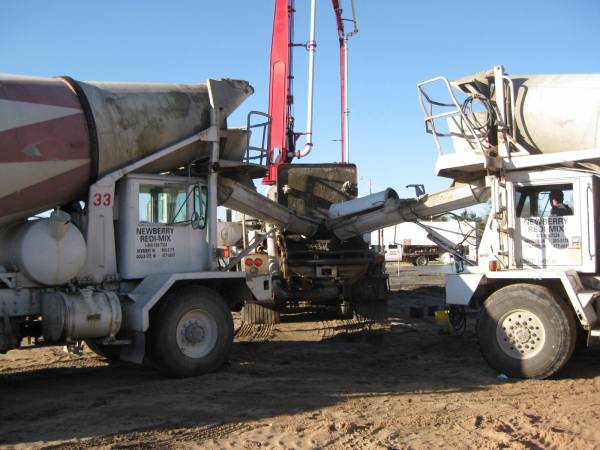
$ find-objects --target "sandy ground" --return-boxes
[2,266,600,449]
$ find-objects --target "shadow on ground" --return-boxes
[1,292,599,448]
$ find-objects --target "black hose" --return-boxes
[449,305,466,336]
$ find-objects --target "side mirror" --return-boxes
[191,211,202,230]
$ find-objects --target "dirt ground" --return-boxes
[2,266,600,449]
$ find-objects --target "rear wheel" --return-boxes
[149,286,233,378]
[477,283,576,379]
[415,255,429,266]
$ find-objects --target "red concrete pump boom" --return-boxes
[263,0,295,185]
[262,0,357,185]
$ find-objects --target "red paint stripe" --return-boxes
[0,77,81,109]
[0,113,90,163]
[0,165,91,220]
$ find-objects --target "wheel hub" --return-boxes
[496,309,546,359]
[183,321,206,344]
[176,309,218,359]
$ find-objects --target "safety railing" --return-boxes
[417,76,487,156]
[417,67,521,158]
[245,111,271,166]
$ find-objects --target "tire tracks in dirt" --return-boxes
[0,354,107,379]
[44,421,251,449]
[234,323,276,343]
[318,316,390,341]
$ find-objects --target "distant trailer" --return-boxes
[400,244,441,266]
[372,220,478,264]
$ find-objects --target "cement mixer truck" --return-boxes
[410,64,600,378]
[0,73,329,377]
[321,64,600,379]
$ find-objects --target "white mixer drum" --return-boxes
[511,74,600,154]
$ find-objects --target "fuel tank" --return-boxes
[0,210,86,285]
[0,73,252,226]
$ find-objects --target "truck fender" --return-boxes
[447,270,598,329]
[445,272,484,306]
[558,270,598,328]
[245,274,273,302]
[120,271,247,364]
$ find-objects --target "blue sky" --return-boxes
[2,0,600,199]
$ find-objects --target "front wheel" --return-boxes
[149,286,234,378]
[477,283,576,379]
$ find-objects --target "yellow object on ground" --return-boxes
[435,309,453,335]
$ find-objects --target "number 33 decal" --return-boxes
[93,192,112,207]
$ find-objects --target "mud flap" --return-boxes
[120,331,146,364]
[353,300,388,323]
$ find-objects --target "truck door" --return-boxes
[512,181,582,269]
[117,176,209,279]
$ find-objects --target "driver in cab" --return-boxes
[550,189,573,216]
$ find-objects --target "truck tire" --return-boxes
[149,286,233,378]
[415,255,429,266]
[477,283,576,379]
[85,339,120,361]
[241,302,281,324]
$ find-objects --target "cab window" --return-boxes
[139,185,188,224]
[515,184,574,218]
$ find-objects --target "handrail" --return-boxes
[587,183,594,258]
[501,75,516,142]
[417,76,486,155]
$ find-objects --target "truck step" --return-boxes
[577,290,600,308]
[580,275,600,291]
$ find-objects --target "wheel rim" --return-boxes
[176,309,218,359]
[496,309,546,360]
